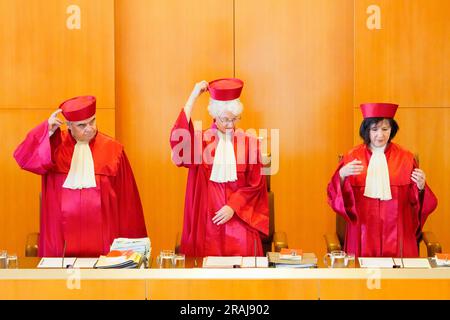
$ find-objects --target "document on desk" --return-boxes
[203,256,243,268]
[73,258,98,268]
[359,257,431,268]
[37,257,77,268]
[393,258,431,268]
[241,256,269,268]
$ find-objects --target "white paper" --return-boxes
[203,256,243,268]
[241,256,269,268]
[359,257,431,268]
[435,258,450,266]
[393,258,430,268]
[73,258,98,268]
[37,257,77,268]
[358,257,395,268]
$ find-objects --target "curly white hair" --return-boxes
[207,98,243,118]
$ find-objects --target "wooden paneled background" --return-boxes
[1,0,448,259]
[0,0,115,255]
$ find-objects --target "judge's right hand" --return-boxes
[189,80,209,101]
[339,159,364,179]
[48,109,63,136]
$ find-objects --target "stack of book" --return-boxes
[94,249,143,269]
[435,253,450,267]
[110,237,151,261]
[94,237,151,269]
[267,249,317,268]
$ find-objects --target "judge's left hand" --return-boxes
[411,168,426,190]
[212,205,234,225]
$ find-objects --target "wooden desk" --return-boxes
[1,258,449,300]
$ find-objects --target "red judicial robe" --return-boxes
[170,109,269,257]
[14,121,147,257]
[327,143,437,257]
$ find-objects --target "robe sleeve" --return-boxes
[115,151,148,238]
[227,161,270,236]
[169,108,199,168]
[409,160,438,238]
[327,161,358,223]
[13,120,60,175]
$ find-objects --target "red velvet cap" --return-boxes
[208,78,244,101]
[59,96,96,121]
[360,102,398,119]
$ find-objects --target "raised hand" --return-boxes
[48,109,63,136]
[411,168,426,190]
[339,159,364,179]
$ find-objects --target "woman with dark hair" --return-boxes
[327,103,437,258]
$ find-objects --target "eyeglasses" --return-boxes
[218,116,241,124]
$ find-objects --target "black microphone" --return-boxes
[61,240,74,268]
[62,240,66,268]
[254,238,257,267]
[399,232,404,268]
[392,236,404,268]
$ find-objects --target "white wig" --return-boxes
[207,98,243,118]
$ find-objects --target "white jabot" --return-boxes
[210,130,237,183]
[63,140,97,189]
[364,144,392,200]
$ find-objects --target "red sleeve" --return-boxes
[409,160,438,238]
[169,108,201,168]
[115,151,148,238]
[227,161,270,236]
[13,120,60,175]
[327,161,358,223]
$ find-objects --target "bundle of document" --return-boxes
[94,249,143,269]
[435,253,450,266]
[110,237,151,261]
[92,237,151,269]
[267,252,317,268]
[202,256,269,268]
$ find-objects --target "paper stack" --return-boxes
[202,256,269,268]
[94,250,143,269]
[267,252,317,268]
[435,253,450,267]
[110,237,151,262]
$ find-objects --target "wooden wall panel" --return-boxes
[354,0,450,252]
[355,0,450,107]
[147,279,318,300]
[0,0,115,108]
[234,0,354,256]
[0,0,115,256]
[0,280,145,300]
[114,0,234,255]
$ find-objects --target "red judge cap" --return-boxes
[208,78,244,101]
[59,96,96,121]
[360,102,398,119]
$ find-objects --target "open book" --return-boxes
[202,256,269,268]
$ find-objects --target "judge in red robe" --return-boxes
[327,103,437,258]
[14,96,147,257]
[170,79,269,257]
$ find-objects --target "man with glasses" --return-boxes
[170,78,269,257]
[14,96,147,257]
